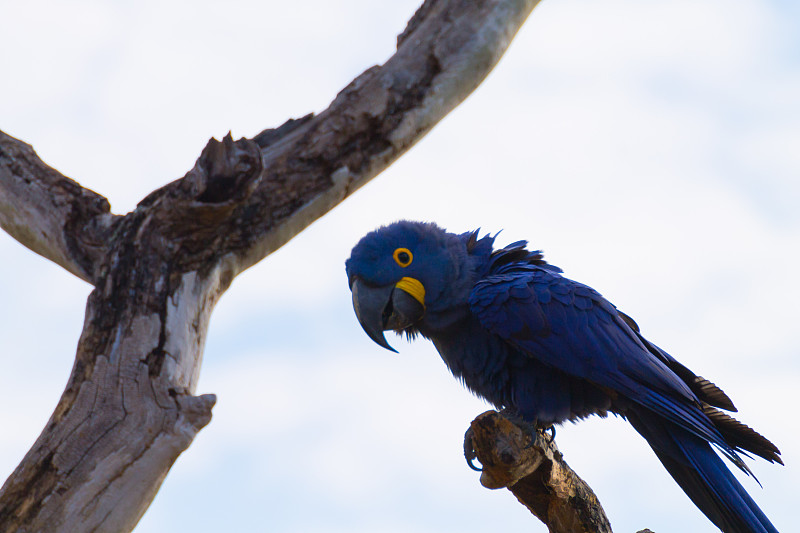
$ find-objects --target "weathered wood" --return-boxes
[0,130,118,284]
[0,1,543,531]
[467,411,614,533]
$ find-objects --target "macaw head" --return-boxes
[345,220,478,352]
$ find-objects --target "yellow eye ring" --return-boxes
[393,248,413,267]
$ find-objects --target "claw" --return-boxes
[467,456,483,472]
[544,425,556,443]
[464,426,483,471]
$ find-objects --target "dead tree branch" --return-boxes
[467,411,614,533]
[0,1,542,531]
[0,131,119,283]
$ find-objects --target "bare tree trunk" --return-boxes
[0,1,545,531]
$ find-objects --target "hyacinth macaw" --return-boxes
[345,220,782,533]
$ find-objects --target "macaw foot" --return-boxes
[464,410,558,471]
[498,408,556,447]
[464,426,483,471]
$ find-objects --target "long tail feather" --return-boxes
[629,409,779,533]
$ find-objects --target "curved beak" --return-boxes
[351,277,425,352]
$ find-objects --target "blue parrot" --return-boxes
[345,220,782,533]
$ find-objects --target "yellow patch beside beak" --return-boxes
[395,277,426,309]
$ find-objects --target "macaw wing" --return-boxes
[468,266,738,459]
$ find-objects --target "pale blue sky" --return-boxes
[1,1,798,532]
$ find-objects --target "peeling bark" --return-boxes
[0,0,542,531]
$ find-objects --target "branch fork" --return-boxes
[0,1,543,530]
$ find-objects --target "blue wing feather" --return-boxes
[467,265,751,468]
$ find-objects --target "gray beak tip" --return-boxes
[351,278,397,352]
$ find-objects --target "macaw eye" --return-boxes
[393,248,413,267]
